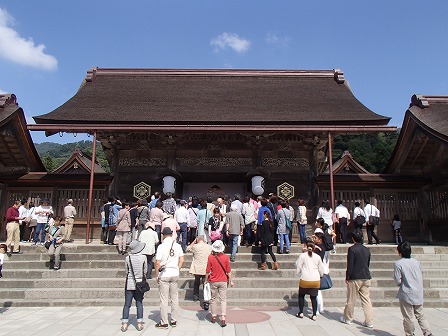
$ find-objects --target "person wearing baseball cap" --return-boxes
[154,224,184,329]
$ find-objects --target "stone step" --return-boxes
[4,267,448,280]
[17,244,445,255]
[1,286,447,302]
[0,276,415,289]
[4,259,447,271]
[3,296,448,308]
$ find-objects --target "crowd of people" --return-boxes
[2,193,430,335]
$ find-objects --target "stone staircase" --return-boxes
[2,243,448,308]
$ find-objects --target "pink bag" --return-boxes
[210,230,221,242]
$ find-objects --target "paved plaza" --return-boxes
[0,305,447,336]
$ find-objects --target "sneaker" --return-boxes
[54,265,60,270]
[32,242,37,246]
[12,251,23,254]
[362,321,373,328]
[170,321,177,327]
[340,316,352,325]
[155,322,168,329]
[40,242,44,246]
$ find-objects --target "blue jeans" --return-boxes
[177,223,188,252]
[122,290,144,322]
[229,234,239,259]
[244,223,254,245]
[33,223,46,243]
[279,233,290,252]
[298,224,307,243]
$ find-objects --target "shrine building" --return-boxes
[32,68,394,204]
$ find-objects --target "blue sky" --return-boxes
[1,1,447,144]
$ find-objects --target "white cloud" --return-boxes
[265,32,290,47]
[0,8,57,70]
[210,32,251,54]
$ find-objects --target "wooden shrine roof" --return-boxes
[53,148,106,174]
[0,94,44,175]
[323,150,370,174]
[34,68,391,128]
[386,95,448,175]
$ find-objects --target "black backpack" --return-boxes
[323,229,334,251]
[104,203,112,226]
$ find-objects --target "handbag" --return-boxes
[128,256,150,294]
[203,282,211,301]
[44,241,52,249]
[319,273,333,290]
[107,224,117,231]
[210,230,221,241]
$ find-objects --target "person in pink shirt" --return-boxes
[161,214,180,241]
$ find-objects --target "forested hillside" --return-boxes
[34,131,399,174]
[35,140,110,173]
[333,131,399,173]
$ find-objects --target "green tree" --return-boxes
[42,155,55,172]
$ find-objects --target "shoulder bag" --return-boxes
[368,205,380,226]
[354,208,366,226]
[128,256,150,293]
[319,273,333,290]
[283,209,292,230]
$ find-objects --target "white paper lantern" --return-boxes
[162,175,176,194]
[251,175,265,196]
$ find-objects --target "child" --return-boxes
[0,243,7,278]
[392,215,402,244]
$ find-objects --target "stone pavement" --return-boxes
[0,305,447,336]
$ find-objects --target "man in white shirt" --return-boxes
[334,200,350,244]
[154,227,184,329]
[18,199,28,243]
[364,200,381,245]
[174,200,190,253]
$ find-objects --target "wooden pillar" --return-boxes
[86,132,97,244]
[328,132,335,209]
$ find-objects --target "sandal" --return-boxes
[295,312,304,319]
[210,316,216,324]
[121,323,128,332]
[136,323,144,331]
[310,315,317,321]
[221,320,227,328]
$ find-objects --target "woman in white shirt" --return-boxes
[295,241,324,321]
[316,200,333,227]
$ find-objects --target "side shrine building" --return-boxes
[32,68,393,205]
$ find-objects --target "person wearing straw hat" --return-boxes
[205,240,234,328]
[121,240,147,332]
[63,199,76,242]
[154,227,184,329]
